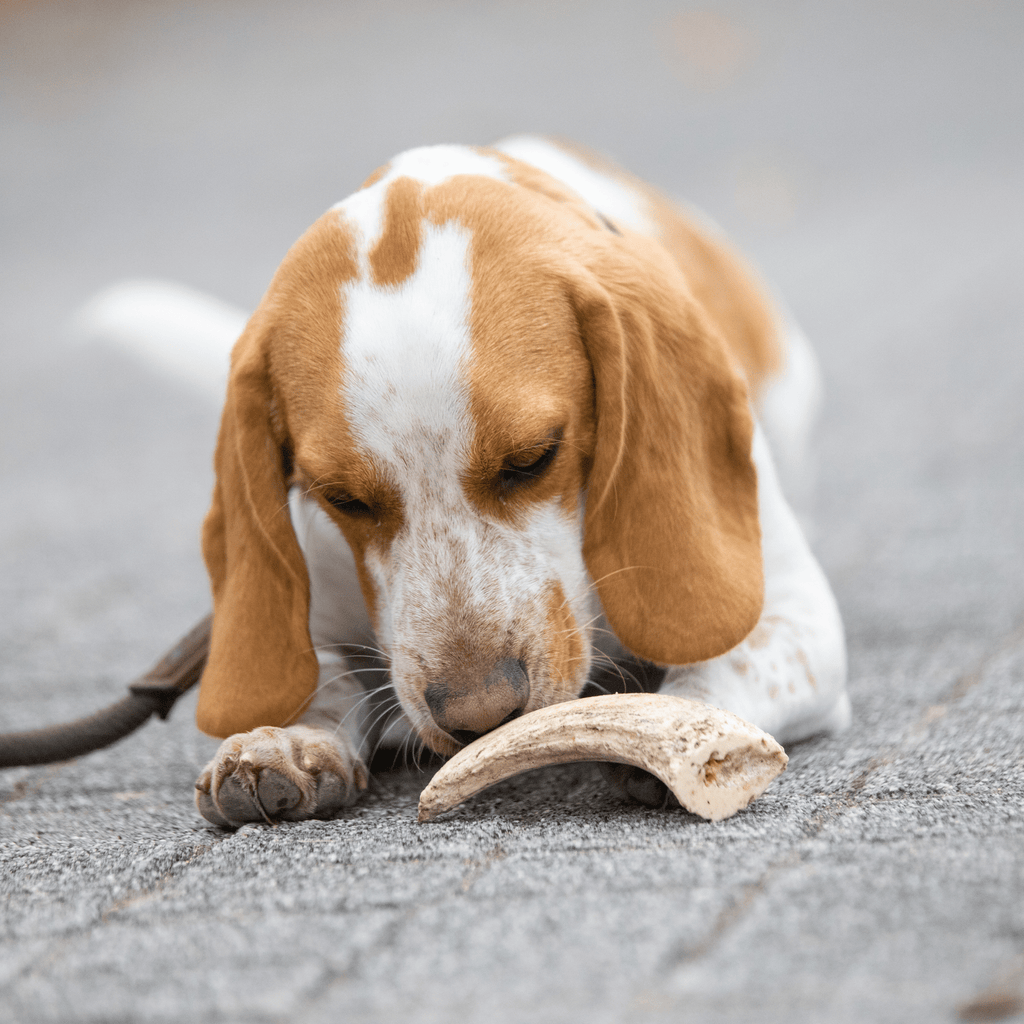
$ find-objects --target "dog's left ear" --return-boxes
[573,236,764,666]
[195,310,319,738]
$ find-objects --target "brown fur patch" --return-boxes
[543,581,586,702]
[369,176,424,287]
[648,197,782,397]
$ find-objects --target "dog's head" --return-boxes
[196,146,763,753]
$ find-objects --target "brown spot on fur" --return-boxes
[369,177,424,287]
[794,645,817,689]
[729,654,750,676]
[746,620,774,650]
[544,581,586,703]
[768,685,779,699]
[651,205,782,399]
[495,149,606,224]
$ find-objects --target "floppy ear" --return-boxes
[195,312,318,737]
[575,239,764,666]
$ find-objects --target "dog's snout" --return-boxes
[425,658,530,743]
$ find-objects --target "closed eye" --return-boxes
[323,491,374,517]
[498,430,562,491]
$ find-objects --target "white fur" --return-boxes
[338,219,476,479]
[288,488,373,654]
[495,135,656,234]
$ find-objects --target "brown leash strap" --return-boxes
[0,614,211,768]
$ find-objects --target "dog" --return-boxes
[138,136,849,826]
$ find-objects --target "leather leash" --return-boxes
[0,615,211,768]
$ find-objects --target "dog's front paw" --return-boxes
[194,725,368,828]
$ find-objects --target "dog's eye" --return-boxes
[324,492,374,517]
[499,433,561,490]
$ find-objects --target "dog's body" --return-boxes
[165,137,848,826]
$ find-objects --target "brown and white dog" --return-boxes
[91,137,849,825]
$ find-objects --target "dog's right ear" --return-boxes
[196,309,318,738]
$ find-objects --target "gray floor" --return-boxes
[1,2,1022,1022]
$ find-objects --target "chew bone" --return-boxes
[417,693,787,822]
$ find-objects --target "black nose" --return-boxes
[450,707,526,747]
[425,658,530,744]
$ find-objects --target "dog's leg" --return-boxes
[606,425,849,805]
[194,491,386,827]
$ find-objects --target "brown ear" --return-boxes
[195,312,318,737]
[575,238,764,666]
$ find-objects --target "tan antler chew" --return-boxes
[417,693,787,823]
